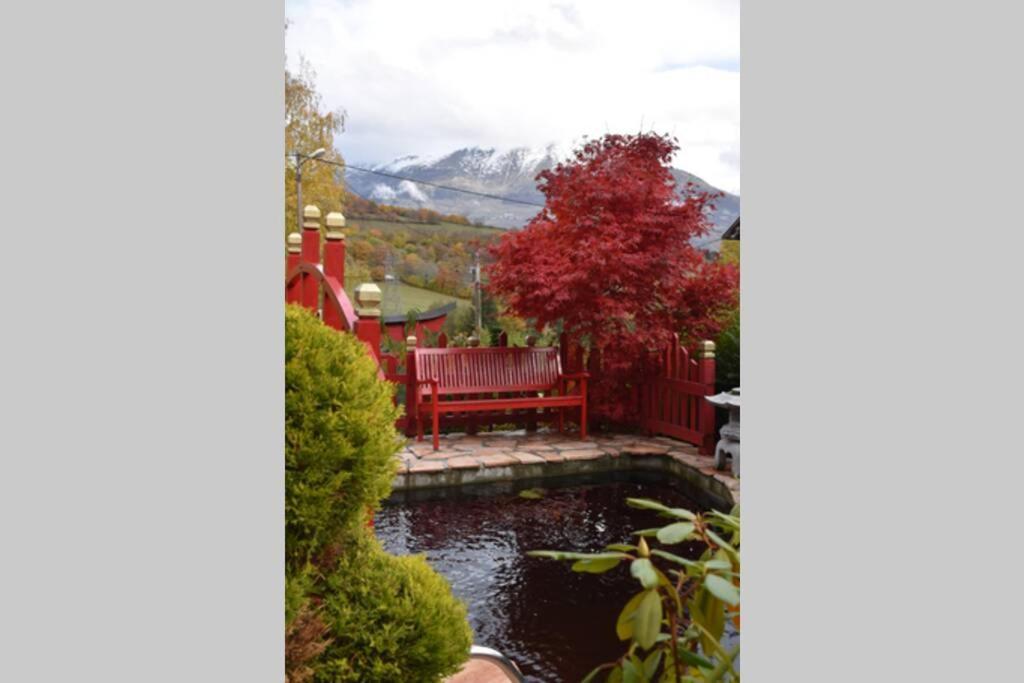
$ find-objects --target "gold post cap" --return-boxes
[354,283,382,318]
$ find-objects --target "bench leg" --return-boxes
[432,403,440,451]
[416,408,423,442]
[558,408,564,434]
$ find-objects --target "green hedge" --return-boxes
[314,536,473,683]
[285,304,400,570]
[285,305,470,682]
[715,308,739,393]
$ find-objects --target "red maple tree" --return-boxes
[486,132,738,422]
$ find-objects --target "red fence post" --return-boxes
[497,331,508,347]
[322,212,346,330]
[697,340,717,455]
[285,232,301,304]
[324,212,346,282]
[405,335,418,437]
[354,283,383,363]
[301,205,322,313]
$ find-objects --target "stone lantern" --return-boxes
[706,387,740,477]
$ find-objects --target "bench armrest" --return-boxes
[414,377,440,401]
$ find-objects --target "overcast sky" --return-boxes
[285,0,740,193]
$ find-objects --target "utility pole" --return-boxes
[473,251,482,339]
[292,147,326,231]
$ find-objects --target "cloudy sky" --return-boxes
[285,0,740,193]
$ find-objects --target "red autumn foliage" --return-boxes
[486,133,738,423]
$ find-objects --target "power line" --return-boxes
[308,156,547,208]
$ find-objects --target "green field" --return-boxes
[344,276,470,316]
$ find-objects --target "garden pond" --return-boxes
[376,471,739,682]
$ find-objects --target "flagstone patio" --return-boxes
[392,428,739,509]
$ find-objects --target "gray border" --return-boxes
[746,1,1023,680]
[4,1,1024,680]
[1,1,283,680]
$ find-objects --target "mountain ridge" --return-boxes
[345,145,739,248]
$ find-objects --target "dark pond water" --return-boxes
[375,472,738,682]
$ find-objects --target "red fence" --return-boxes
[638,335,717,454]
[285,204,718,454]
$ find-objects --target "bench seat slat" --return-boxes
[417,394,582,415]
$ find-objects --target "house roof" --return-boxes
[382,301,457,325]
[722,217,740,241]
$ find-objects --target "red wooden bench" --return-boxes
[411,346,588,450]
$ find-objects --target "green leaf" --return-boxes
[617,590,648,640]
[622,656,642,683]
[704,574,740,606]
[632,528,662,538]
[518,488,544,499]
[572,556,624,573]
[703,559,731,571]
[643,648,664,680]
[627,498,697,520]
[630,558,659,589]
[607,665,624,683]
[528,550,628,562]
[650,549,699,568]
[705,529,737,554]
[581,664,607,683]
[675,647,715,670]
[606,543,637,552]
[626,498,674,513]
[706,645,740,683]
[633,589,663,650]
[656,522,695,545]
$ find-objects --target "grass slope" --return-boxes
[344,277,469,317]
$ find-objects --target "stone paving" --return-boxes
[393,428,739,508]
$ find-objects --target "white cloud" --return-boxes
[286,0,740,193]
[398,179,428,202]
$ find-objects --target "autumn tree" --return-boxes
[285,56,347,236]
[486,132,738,423]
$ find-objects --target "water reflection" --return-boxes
[376,477,736,682]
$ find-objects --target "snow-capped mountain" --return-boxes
[345,145,740,247]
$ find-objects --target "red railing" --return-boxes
[285,204,717,455]
[285,206,382,369]
[638,334,717,454]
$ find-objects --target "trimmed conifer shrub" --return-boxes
[314,536,473,683]
[284,304,471,682]
[285,304,400,570]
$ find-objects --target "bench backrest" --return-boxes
[414,346,562,395]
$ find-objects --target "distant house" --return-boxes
[720,217,740,265]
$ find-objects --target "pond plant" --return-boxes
[529,499,740,682]
[285,304,471,683]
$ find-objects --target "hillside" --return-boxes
[345,144,740,248]
[339,215,498,321]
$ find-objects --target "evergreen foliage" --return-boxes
[284,305,471,682]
